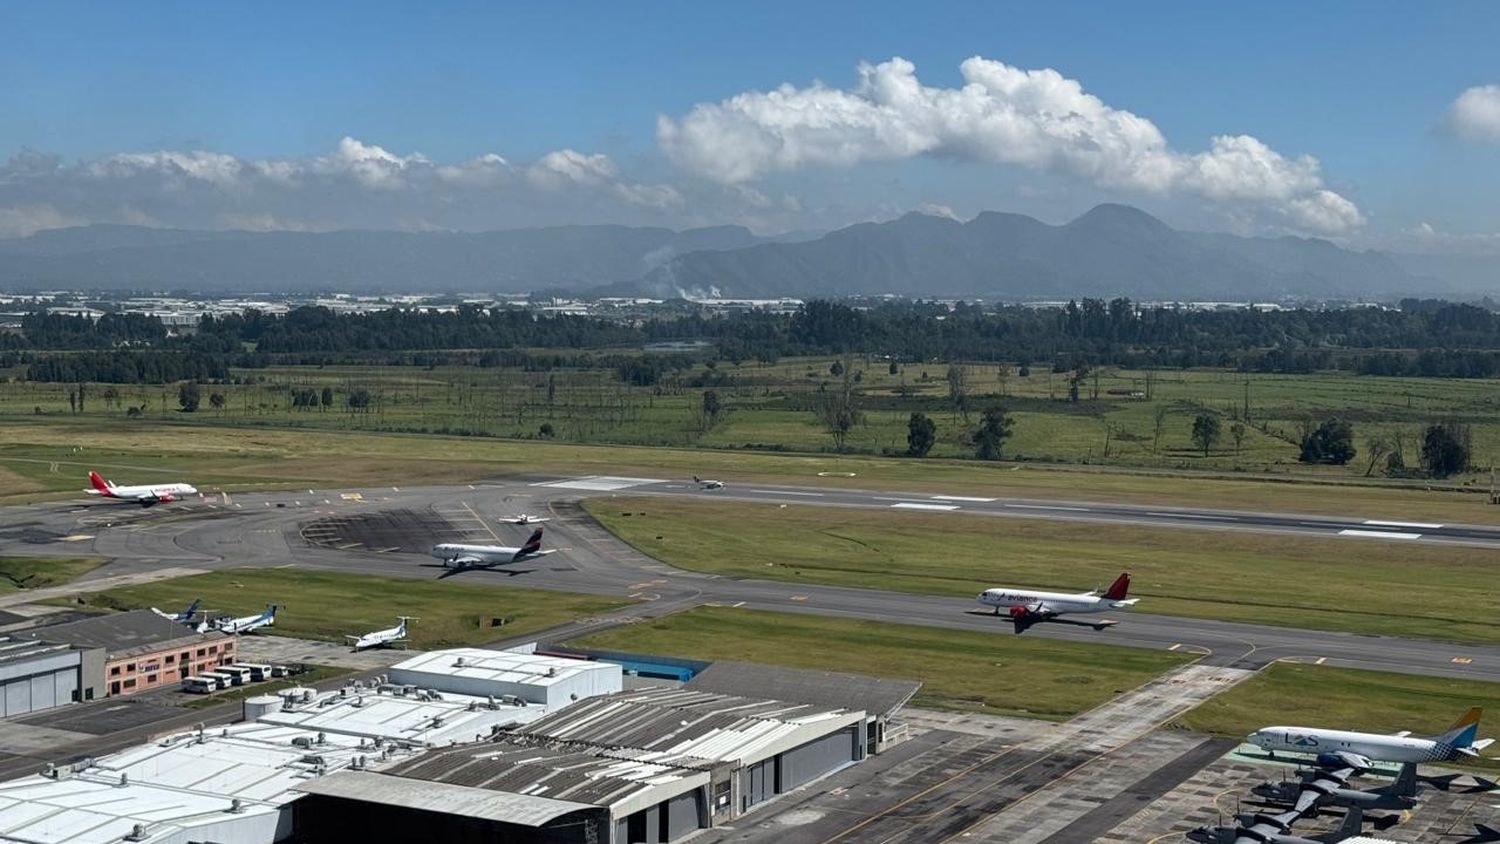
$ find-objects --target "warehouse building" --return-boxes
[19,609,235,697]
[388,647,622,706]
[0,635,104,717]
[294,686,871,843]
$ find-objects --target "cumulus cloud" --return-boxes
[0,139,687,235]
[1442,85,1500,144]
[659,56,1363,233]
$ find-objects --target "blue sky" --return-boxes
[1,1,1497,247]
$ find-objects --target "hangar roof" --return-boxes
[390,647,615,688]
[19,609,228,659]
[296,772,601,828]
[687,661,920,719]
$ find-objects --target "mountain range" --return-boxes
[0,204,1492,300]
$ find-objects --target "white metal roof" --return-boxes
[295,772,600,827]
[389,648,615,688]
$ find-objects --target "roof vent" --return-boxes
[124,824,150,842]
[117,773,129,788]
[547,667,557,677]
[228,799,245,814]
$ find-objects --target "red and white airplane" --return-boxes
[86,471,198,507]
[977,572,1138,633]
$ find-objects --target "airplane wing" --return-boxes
[1392,730,1412,738]
[1009,602,1056,634]
[447,555,487,566]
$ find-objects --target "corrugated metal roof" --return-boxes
[688,660,921,718]
[295,772,599,827]
[389,648,611,687]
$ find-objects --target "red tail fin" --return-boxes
[88,471,113,495]
[1103,572,1130,600]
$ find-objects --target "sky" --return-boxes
[1,0,1498,253]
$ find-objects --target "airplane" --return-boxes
[151,598,203,626]
[1187,805,1367,844]
[1251,761,1417,813]
[1458,823,1500,844]
[499,514,550,525]
[85,471,197,507]
[976,572,1138,633]
[430,527,555,571]
[692,475,725,490]
[346,617,415,651]
[214,604,278,635]
[1248,707,1494,767]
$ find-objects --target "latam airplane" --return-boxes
[86,471,197,507]
[1249,707,1494,767]
[692,475,725,490]
[215,604,278,635]
[430,527,555,570]
[976,572,1138,633]
[346,617,415,651]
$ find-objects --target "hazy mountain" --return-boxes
[0,223,784,293]
[0,205,1490,299]
[635,204,1424,300]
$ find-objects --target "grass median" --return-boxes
[569,606,1192,720]
[0,556,107,593]
[585,497,1500,644]
[54,568,630,649]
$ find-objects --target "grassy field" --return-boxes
[5,360,1500,482]
[56,569,630,648]
[585,498,1500,644]
[0,416,1493,523]
[0,556,107,592]
[1180,662,1500,770]
[569,606,1191,719]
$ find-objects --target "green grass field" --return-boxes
[585,498,1500,644]
[0,417,1492,523]
[0,556,107,592]
[1179,662,1500,770]
[56,569,630,648]
[569,606,1191,719]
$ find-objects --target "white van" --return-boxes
[181,676,217,694]
[216,665,252,687]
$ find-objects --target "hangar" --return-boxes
[0,635,103,717]
[294,686,872,843]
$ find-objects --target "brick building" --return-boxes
[20,609,236,696]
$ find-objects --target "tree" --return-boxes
[1152,405,1170,453]
[177,381,201,413]
[1230,421,1246,457]
[209,392,226,412]
[320,386,334,411]
[829,360,844,377]
[347,388,372,412]
[887,360,899,376]
[1421,422,1471,478]
[906,412,936,457]
[971,406,1014,460]
[1298,418,1356,465]
[538,422,555,438]
[1362,435,1390,477]
[1190,413,1221,457]
[946,363,969,422]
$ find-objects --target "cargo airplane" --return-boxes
[431,528,555,571]
[976,572,1138,633]
[347,617,415,651]
[1249,707,1493,768]
[86,471,197,507]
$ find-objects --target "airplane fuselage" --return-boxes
[1250,727,1455,764]
[976,588,1124,615]
[430,543,535,565]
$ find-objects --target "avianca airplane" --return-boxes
[430,527,555,570]
[1249,707,1494,767]
[347,616,415,651]
[976,572,1138,633]
[215,604,278,635]
[86,471,197,507]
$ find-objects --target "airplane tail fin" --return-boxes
[1331,805,1364,840]
[1103,572,1131,601]
[88,471,113,494]
[519,528,544,556]
[693,475,702,483]
[184,598,201,618]
[1436,707,1484,748]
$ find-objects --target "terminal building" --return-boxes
[18,609,235,698]
[0,635,104,717]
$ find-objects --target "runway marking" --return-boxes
[730,601,745,608]
[1146,512,1235,521]
[58,534,95,542]
[274,563,296,569]
[891,503,959,511]
[534,475,663,491]
[749,489,825,496]
[1006,503,1090,512]
[931,495,996,502]
[872,496,929,503]
[460,501,502,543]
[789,595,809,601]
[1339,529,1423,540]
[1168,643,1182,651]
[1364,519,1444,529]
[1453,656,1474,665]
[1314,657,1327,665]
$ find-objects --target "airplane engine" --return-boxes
[1008,606,1031,620]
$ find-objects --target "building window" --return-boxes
[181,651,190,663]
[123,679,136,689]
[85,688,94,700]
[165,655,175,664]
[207,645,217,654]
[110,666,121,676]
[146,674,158,684]
[126,663,136,672]
[71,689,80,702]
[196,648,206,657]
[109,681,120,695]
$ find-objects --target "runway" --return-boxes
[2,474,1498,685]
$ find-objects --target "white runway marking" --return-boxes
[1146,512,1234,520]
[1006,503,1089,512]
[1364,519,1444,529]
[534,475,664,491]
[891,503,959,511]
[750,489,824,496]
[1339,529,1422,540]
[931,495,996,502]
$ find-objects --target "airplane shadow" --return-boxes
[962,610,1116,631]
[419,563,541,580]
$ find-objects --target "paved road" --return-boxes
[1,475,1497,683]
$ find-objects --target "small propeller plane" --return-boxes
[151,598,203,626]
[498,514,550,525]
[214,604,278,635]
[346,617,415,651]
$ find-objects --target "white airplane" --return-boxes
[977,572,1138,633]
[1249,707,1494,767]
[430,527,555,570]
[151,598,202,626]
[86,471,197,507]
[499,514,550,525]
[214,604,278,635]
[693,475,725,490]
[346,616,415,651]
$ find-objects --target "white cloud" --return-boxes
[1442,85,1500,144]
[0,204,81,238]
[659,56,1362,233]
